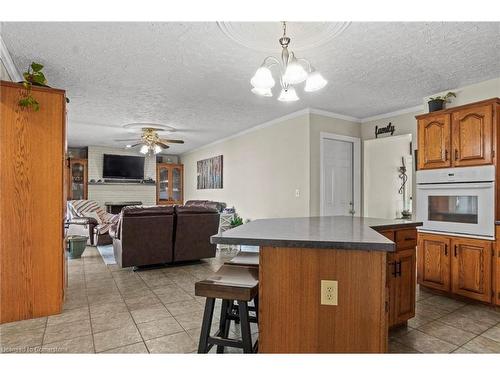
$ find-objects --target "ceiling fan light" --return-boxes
[251,87,273,97]
[139,145,149,154]
[278,87,299,102]
[282,59,308,85]
[250,66,275,89]
[126,144,132,148]
[304,70,328,92]
[154,144,162,154]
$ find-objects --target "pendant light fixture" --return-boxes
[250,22,328,102]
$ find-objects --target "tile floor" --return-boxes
[1,246,499,354]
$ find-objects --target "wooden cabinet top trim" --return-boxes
[1,80,66,96]
[415,98,499,120]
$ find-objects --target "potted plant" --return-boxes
[427,92,456,112]
[230,214,244,228]
[18,62,48,111]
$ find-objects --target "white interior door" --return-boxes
[322,138,354,216]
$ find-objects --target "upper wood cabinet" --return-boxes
[417,233,450,292]
[451,237,492,303]
[156,163,183,205]
[452,104,493,167]
[417,99,498,170]
[418,114,451,170]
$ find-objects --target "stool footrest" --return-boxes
[208,336,244,350]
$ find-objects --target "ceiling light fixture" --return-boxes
[250,21,328,102]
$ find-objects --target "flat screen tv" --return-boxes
[103,154,145,180]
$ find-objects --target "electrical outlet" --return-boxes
[321,280,338,306]
[295,189,300,197]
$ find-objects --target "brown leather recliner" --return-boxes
[173,205,220,262]
[110,205,175,268]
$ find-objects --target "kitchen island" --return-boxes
[211,216,422,353]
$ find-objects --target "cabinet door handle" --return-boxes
[444,244,448,256]
[454,245,458,257]
[391,262,397,277]
[396,261,402,277]
[455,149,459,160]
[444,149,448,161]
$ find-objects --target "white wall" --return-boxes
[180,114,311,221]
[87,146,156,207]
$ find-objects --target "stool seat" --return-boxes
[225,251,259,267]
[195,265,258,301]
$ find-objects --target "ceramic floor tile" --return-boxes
[130,304,172,324]
[101,342,149,353]
[453,305,500,325]
[124,294,162,311]
[438,312,496,335]
[462,336,500,353]
[419,295,467,312]
[43,319,92,344]
[394,330,458,353]
[388,339,420,353]
[91,311,135,333]
[0,327,45,352]
[480,325,500,343]
[0,317,47,335]
[388,325,414,339]
[93,324,142,353]
[136,317,184,341]
[41,335,94,353]
[417,320,477,346]
[89,301,128,317]
[164,300,205,317]
[47,306,90,326]
[145,331,197,353]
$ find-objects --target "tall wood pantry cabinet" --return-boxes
[0,81,67,323]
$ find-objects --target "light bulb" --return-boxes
[282,58,307,85]
[251,87,273,97]
[304,70,328,92]
[154,145,162,154]
[278,87,299,102]
[250,66,275,89]
[139,145,149,154]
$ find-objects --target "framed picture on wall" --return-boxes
[197,155,223,189]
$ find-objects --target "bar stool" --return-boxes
[224,251,259,323]
[195,264,259,353]
[224,251,259,267]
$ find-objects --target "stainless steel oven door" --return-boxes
[416,182,494,238]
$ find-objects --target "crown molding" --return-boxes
[360,105,424,123]
[0,35,22,82]
[309,108,361,123]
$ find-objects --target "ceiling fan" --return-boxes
[115,127,184,154]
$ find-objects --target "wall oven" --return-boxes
[416,166,495,239]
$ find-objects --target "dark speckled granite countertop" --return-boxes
[211,216,422,252]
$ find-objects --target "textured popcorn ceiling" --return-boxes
[2,22,499,154]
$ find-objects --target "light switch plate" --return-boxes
[321,280,338,306]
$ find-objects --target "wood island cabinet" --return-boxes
[495,226,500,306]
[417,98,498,170]
[417,232,495,304]
[379,227,417,328]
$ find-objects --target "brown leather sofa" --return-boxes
[110,205,175,268]
[109,204,220,268]
[173,205,220,262]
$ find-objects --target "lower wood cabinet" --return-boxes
[495,226,500,306]
[417,232,494,304]
[417,233,451,292]
[451,237,491,303]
